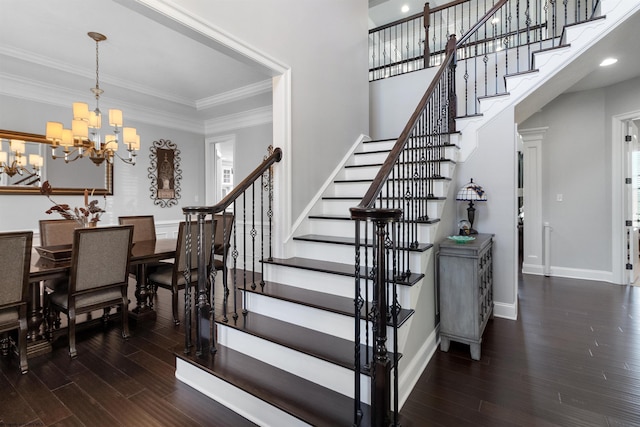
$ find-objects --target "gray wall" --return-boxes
[225,123,274,182]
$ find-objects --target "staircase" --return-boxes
[174,0,639,425]
[176,136,459,426]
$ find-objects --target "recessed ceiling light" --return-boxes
[491,17,500,24]
[401,5,410,13]
[600,57,618,66]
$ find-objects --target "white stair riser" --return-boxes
[330,180,448,198]
[350,146,457,165]
[176,359,311,427]
[341,165,381,181]
[292,240,429,272]
[217,324,372,404]
[244,291,401,345]
[360,140,396,152]
[307,218,435,242]
[341,161,455,181]
[261,263,415,305]
[321,198,443,218]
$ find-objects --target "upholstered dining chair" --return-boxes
[47,225,133,358]
[39,219,78,247]
[148,220,214,325]
[213,213,234,272]
[0,231,33,374]
[117,215,157,243]
[118,215,162,285]
[39,219,80,329]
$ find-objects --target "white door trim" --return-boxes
[612,110,640,284]
[518,127,547,276]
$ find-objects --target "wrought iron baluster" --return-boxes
[220,212,228,325]
[251,182,256,291]
[232,200,239,322]
[260,174,265,290]
[242,192,247,317]
[353,219,363,427]
[183,213,193,354]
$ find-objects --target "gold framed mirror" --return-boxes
[0,129,113,195]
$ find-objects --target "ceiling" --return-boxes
[368,0,429,27]
[0,0,638,132]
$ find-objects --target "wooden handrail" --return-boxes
[182,147,282,216]
[354,0,508,215]
[457,0,509,46]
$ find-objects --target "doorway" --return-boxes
[613,112,640,284]
[624,119,640,284]
[205,135,235,206]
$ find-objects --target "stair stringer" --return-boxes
[456,0,640,161]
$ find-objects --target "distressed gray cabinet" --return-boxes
[438,233,493,360]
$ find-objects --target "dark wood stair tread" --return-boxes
[242,281,414,327]
[293,233,432,252]
[177,344,371,426]
[345,158,456,168]
[334,176,451,183]
[263,257,424,286]
[308,214,441,225]
[322,195,446,200]
[354,143,458,156]
[216,310,401,372]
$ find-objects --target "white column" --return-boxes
[519,127,547,275]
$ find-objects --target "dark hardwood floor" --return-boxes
[2,274,640,426]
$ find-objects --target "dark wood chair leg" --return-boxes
[172,288,180,326]
[121,295,130,339]
[68,307,77,359]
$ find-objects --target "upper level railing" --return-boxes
[369,0,601,83]
[181,146,282,356]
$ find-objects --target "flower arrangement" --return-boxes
[40,180,106,227]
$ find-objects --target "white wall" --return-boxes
[223,123,274,182]
[369,67,439,140]
[167,0,370,219]
[457,108,519,319]
[520,76,640,281]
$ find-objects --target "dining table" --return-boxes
[27,238,177,357]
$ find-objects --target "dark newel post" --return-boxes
[423,3,431,68]
[446,34,457,133]
[196,213,211,356]
[372,219,391,427]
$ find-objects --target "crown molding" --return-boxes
[0,72,204,134]
[205,106,272,134]
[196,79,272,110]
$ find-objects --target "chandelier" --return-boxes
[45,32,139,166]
[0,138,43,184]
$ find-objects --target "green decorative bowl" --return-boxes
[447,235,476,243]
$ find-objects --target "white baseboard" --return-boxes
[522,264,614,284]
[493,301,518,320]
[397,326,439,410]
